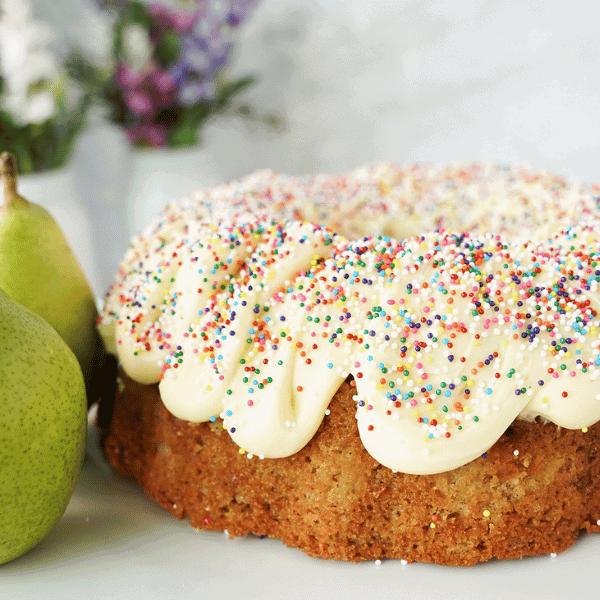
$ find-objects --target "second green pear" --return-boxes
[0,153,105,405]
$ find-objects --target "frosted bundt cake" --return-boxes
[97,162,600,565]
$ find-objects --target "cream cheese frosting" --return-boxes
[99,162,600,474]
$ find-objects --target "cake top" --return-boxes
[128,161,599,249]
[99,162,600,474]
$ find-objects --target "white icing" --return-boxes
[100,162,600,474]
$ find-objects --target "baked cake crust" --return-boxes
[97,162,600,564]
[101,368,600,566]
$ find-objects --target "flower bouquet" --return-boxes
[0,0,90,174]
[70,0,274,149]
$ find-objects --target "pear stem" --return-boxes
[0,152,21,208]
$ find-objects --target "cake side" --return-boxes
[102,368,600,566]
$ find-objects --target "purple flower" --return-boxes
[225,0,260,28]
[103,0,263,147]
[179,79,216,105]
[181,35,211,72]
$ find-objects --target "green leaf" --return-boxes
[0,91,89,173]
[167,124,199,148]
[161,104,208,148]
[155,31,181,68]
[215,75,257,109]
[12,145,35,176]
[126,1,154,29]
[233,104,283,130]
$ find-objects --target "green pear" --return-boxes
[0,152,105,406]
[0,287,86,564]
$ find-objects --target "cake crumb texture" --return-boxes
[102,369,600,566]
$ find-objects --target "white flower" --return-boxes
[1,0,33,26]
[14,90,56,123]
[123,24,153,72]
[0,0,60,124]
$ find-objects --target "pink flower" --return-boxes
[151,69,175,93]
[117,63,147,89]
[126,124,168,147]
[148,3,168,23]
[149,3,197,33]
[103,0,262,149]
[125,90,153,115]
[171,10,198,32]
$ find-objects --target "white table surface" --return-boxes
[2,424,600,600]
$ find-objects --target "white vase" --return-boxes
[74,116,132,298]
[9,165,99,297]
[126,146,222,240]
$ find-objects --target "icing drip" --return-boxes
[100,162,600,474]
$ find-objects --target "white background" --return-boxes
[31,0,600,296]
[39,0,600,180]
